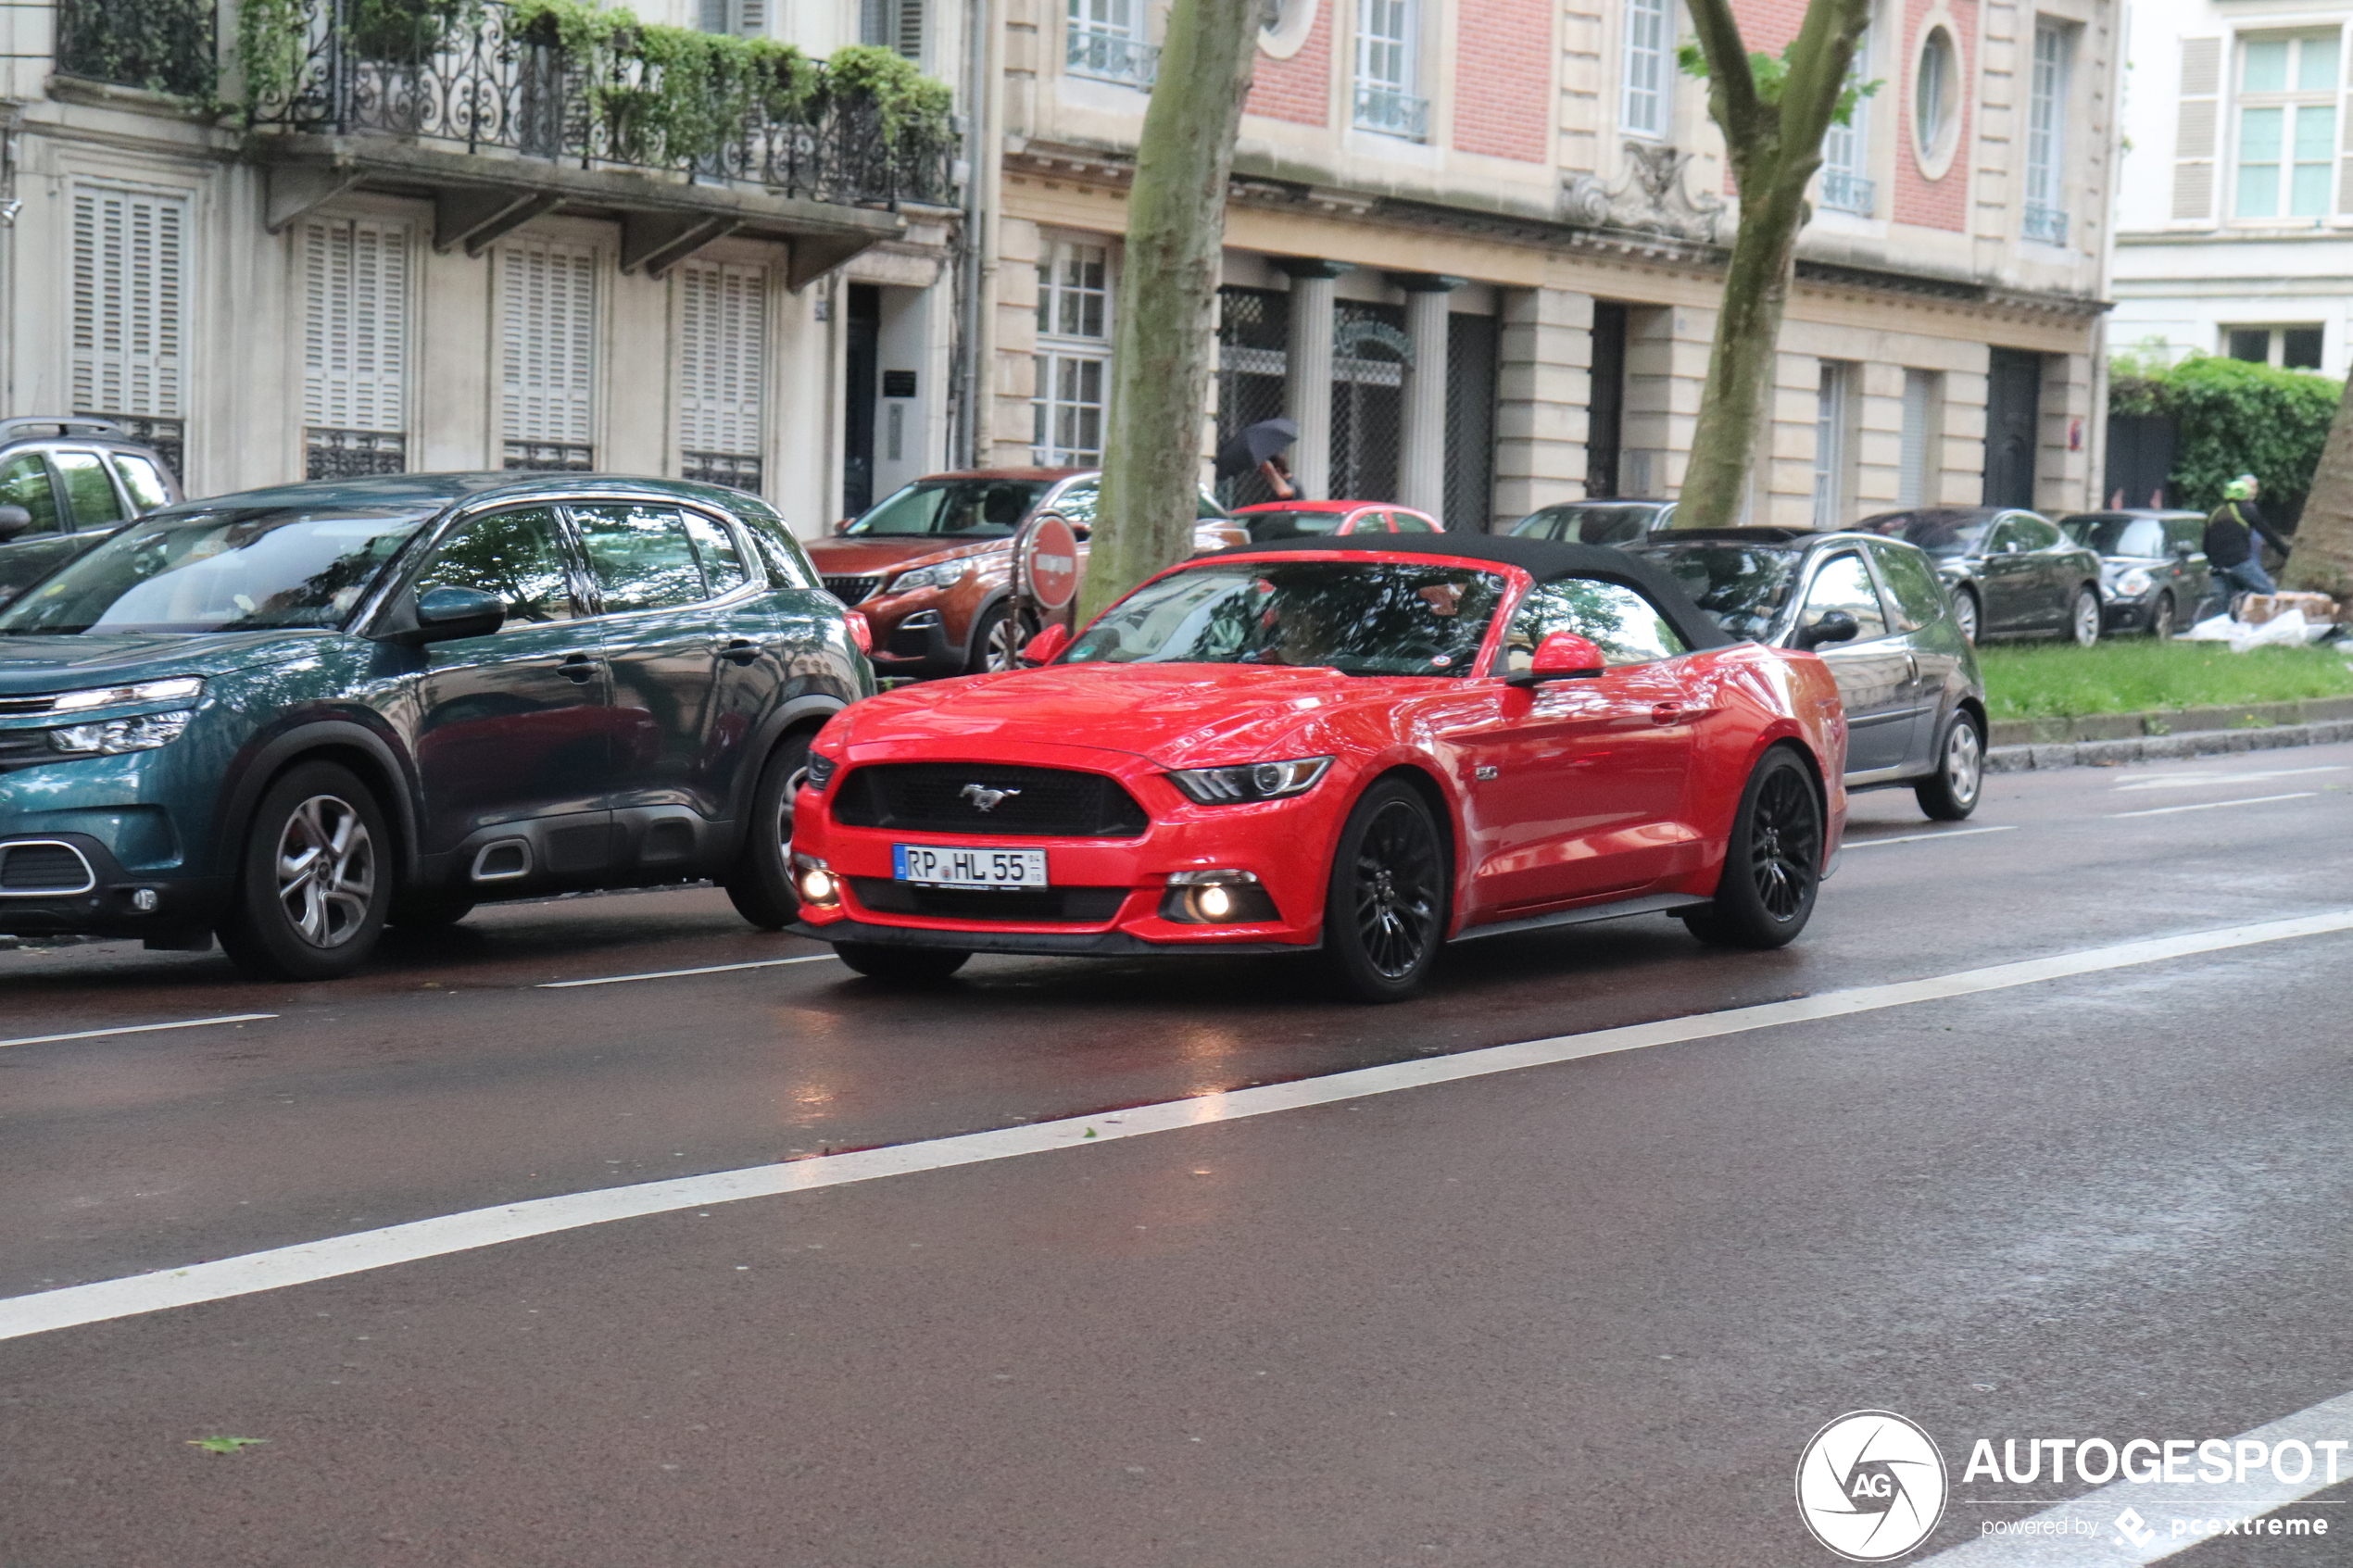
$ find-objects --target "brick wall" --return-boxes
[1247,8,1333,126]
[1894,0,1972,231]
[1452,0,1553,162]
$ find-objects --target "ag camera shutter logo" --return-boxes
[1796,1411,1948,1561]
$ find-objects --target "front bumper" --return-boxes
[786,915,1305,957]
[0,832,224,939]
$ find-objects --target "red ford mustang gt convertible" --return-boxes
[787,535,1847,1000]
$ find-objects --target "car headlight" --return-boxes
[2110,568,2155,597]
[1166,757,1332,804]
[888,563,965,594]
[803,751,839,789]
[48,675,206,713]
[50,709,195,756]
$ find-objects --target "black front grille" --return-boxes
[849,878,1127,924]
[0,695,58,716]
[0,842,92,891]
[834,764,1150,839]
[0,731,57,770]
[823,574,882,605]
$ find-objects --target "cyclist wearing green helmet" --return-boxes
[2199,473,2291,622]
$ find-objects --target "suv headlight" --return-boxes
[51,709,195,755]
[49,675,205,712]
[888,563,966,594]
[1167,757,1332,804]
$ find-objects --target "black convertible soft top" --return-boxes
[1204,533,1736,652]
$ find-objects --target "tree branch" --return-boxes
[1683,0,1761,144]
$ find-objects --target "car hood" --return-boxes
[828,663,1409,767]
[0,630,333,695]
[804,536,1012,574]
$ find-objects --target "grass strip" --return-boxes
[1977,639,2353,720]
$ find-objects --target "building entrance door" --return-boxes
[1983,348,2043,508]
[842,283,881,518]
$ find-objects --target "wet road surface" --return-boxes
[4,743,2352,1566]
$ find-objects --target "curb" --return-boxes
[1987,719,2353,772]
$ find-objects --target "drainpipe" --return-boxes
[957,0,1003,469]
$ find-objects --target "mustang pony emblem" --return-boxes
[961,784,1022,812]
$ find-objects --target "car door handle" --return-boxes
[558,653,602,684]
[722,639,763,666]
[1650,702,1683,725]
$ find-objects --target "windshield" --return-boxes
[2060,516,2166,557]
[1064,559,1506,677]
[847,478,1050,537]
[0,506,432,635]
[1627,541,1798,642]
[1512,504,1661,545]
[1860,511,1992,559]
[1238,508,1355,541]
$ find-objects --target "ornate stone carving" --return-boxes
[1561,142,1725,245]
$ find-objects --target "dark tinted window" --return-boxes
[2009,515,2063,550]
[1510,503,1657,545]
[1051,477,1098,524]
[572,504,707,612]
[1504,580,1687,671]
[2284,327,2324,369]
[0,454,60,535]
[54,451,124,528]
[849,478,1047,537]
[685,511,749,592]
[111,453,171,512]
[1390,509,1438,533]
[1626,539,1797,641]
[419,508,578,624]
[1239,508,1350,540]
[1867,541,1950,632]
[1802,553,1889,642]
[2060,517,2166,557]
[2165,518,2205,552]
[1861,510,1994,558]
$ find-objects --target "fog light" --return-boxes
[792,852,839,909]
[1160,870,1277,924]
[1197,884,1233,920]
[131,888,159,912]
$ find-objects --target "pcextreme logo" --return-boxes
[1795,1410,1950,1562]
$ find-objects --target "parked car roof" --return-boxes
[2058,508,2206,522]
[1233,499,1377,513]
[140,471,770,517]
[0,416,145,445]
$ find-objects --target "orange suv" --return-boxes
[807,469,1237,678]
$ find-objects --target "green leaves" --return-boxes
[2112,354,2346,524]
[186,1436,268,1454]
[1676,41,1880,128]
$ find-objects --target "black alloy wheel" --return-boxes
[970,602,1037,674]
[726,729,813,930]
[834,942,972,984]
[1950,588,1982,644]
[217,760,393,981]
[2067,585,2102,646]
[1914,709,1984,821]
[2148,591,2177,640]
[1322,779,1448,1002]
[1681,747,1823,950]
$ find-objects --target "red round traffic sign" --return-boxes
[1019,511,1082,611]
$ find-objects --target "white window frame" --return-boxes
[1066,0,1154,86]
[2232,30,2341,221]
[1032,238,1114,468]
[497,237,598,469]
[676,257,767,487]
[1814,361,1853,529]
[2023,20,2070,243]
[1897,369,1942,508]
[1622,0,1671,138]
[300,216,410,477]
[1353,0,1428,141]
[1820,28,1874,214]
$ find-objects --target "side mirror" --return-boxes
[1018,623,1071,666]
[1506,631,1607,686]
[0,504,33,543]
[1798,609,1860,650]
[402,585,506,645]
[832,518,854,535]
[2172,539,2197,559]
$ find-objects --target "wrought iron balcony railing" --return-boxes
[2023,201,2070,246]
[244,0,957,208]
[1066,28,1158,89]
[1819,169,1875,216]
[55,0,218,98]
[1353,83,1428,142]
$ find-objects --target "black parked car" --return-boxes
[1856,507,2105,646]
[2057,509,2211,637]
[0,417,182,608]
[0,473,869,980]
[1630,528,1989,819]
[1508,498,1677,545]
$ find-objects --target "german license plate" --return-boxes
[892,845,1049,888]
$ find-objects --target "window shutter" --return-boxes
[498,239,598,447]
[1898,369,1936,508]
[895,0,922,58]
[677,259,766,458]
[69,183,188,421]
[302,219,409,434]
[2173,37,2222,222]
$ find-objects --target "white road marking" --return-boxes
[2108,792,2319,820]
[0,1014,277,1053]
[2112,764,2346,793]
[1920,1386,2353,1564]
[5,909,2352,1343]
[537,955,837,988]
[1843,826,2020,848]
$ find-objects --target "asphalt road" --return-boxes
[5,742,2352,1567]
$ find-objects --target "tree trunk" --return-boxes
[1081,0,1259,623]
[2283,373,2353,599]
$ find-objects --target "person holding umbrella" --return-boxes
[1216,418,1302,502]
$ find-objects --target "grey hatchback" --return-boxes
[1629,528,1990,819]
[2057,509,2211,637]
[1856,507,2105,646]
[0,417,182,608]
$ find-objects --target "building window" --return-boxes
[698,0,769,34]
[70,182,189,484]
[2023,22,2070,243]
[1067,0,1156,87]
[1814,361,1853,529]
[2234,32,2339,220]
[1353,0,1427,141]
[1622,0,1670,137]
[1897,369,1942,508]
[1914,25,1959,171]
[858,0,921,59]
[2225,324,2325,369]
[677,258,766,495]
[497,238,598,473]
[1033,240,1112,467]
[301,218,409,481]
[1820,30,1874,214]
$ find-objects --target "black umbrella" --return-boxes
[1214,418,1298,481]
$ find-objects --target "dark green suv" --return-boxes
[0,473,872,979]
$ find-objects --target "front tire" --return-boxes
[1950,588,1982,644]
[1914,709,1984,821]
[968,602,1036,674]
[216,762,392,982]
[1681,747,1823,951]
[834,943,971,984]
[2067,584,2101,646]
[725,730,812,930]
[2147,591,2177,640]
[1320,779,1448,1002]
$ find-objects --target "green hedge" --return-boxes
[2110,355,2342,526]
